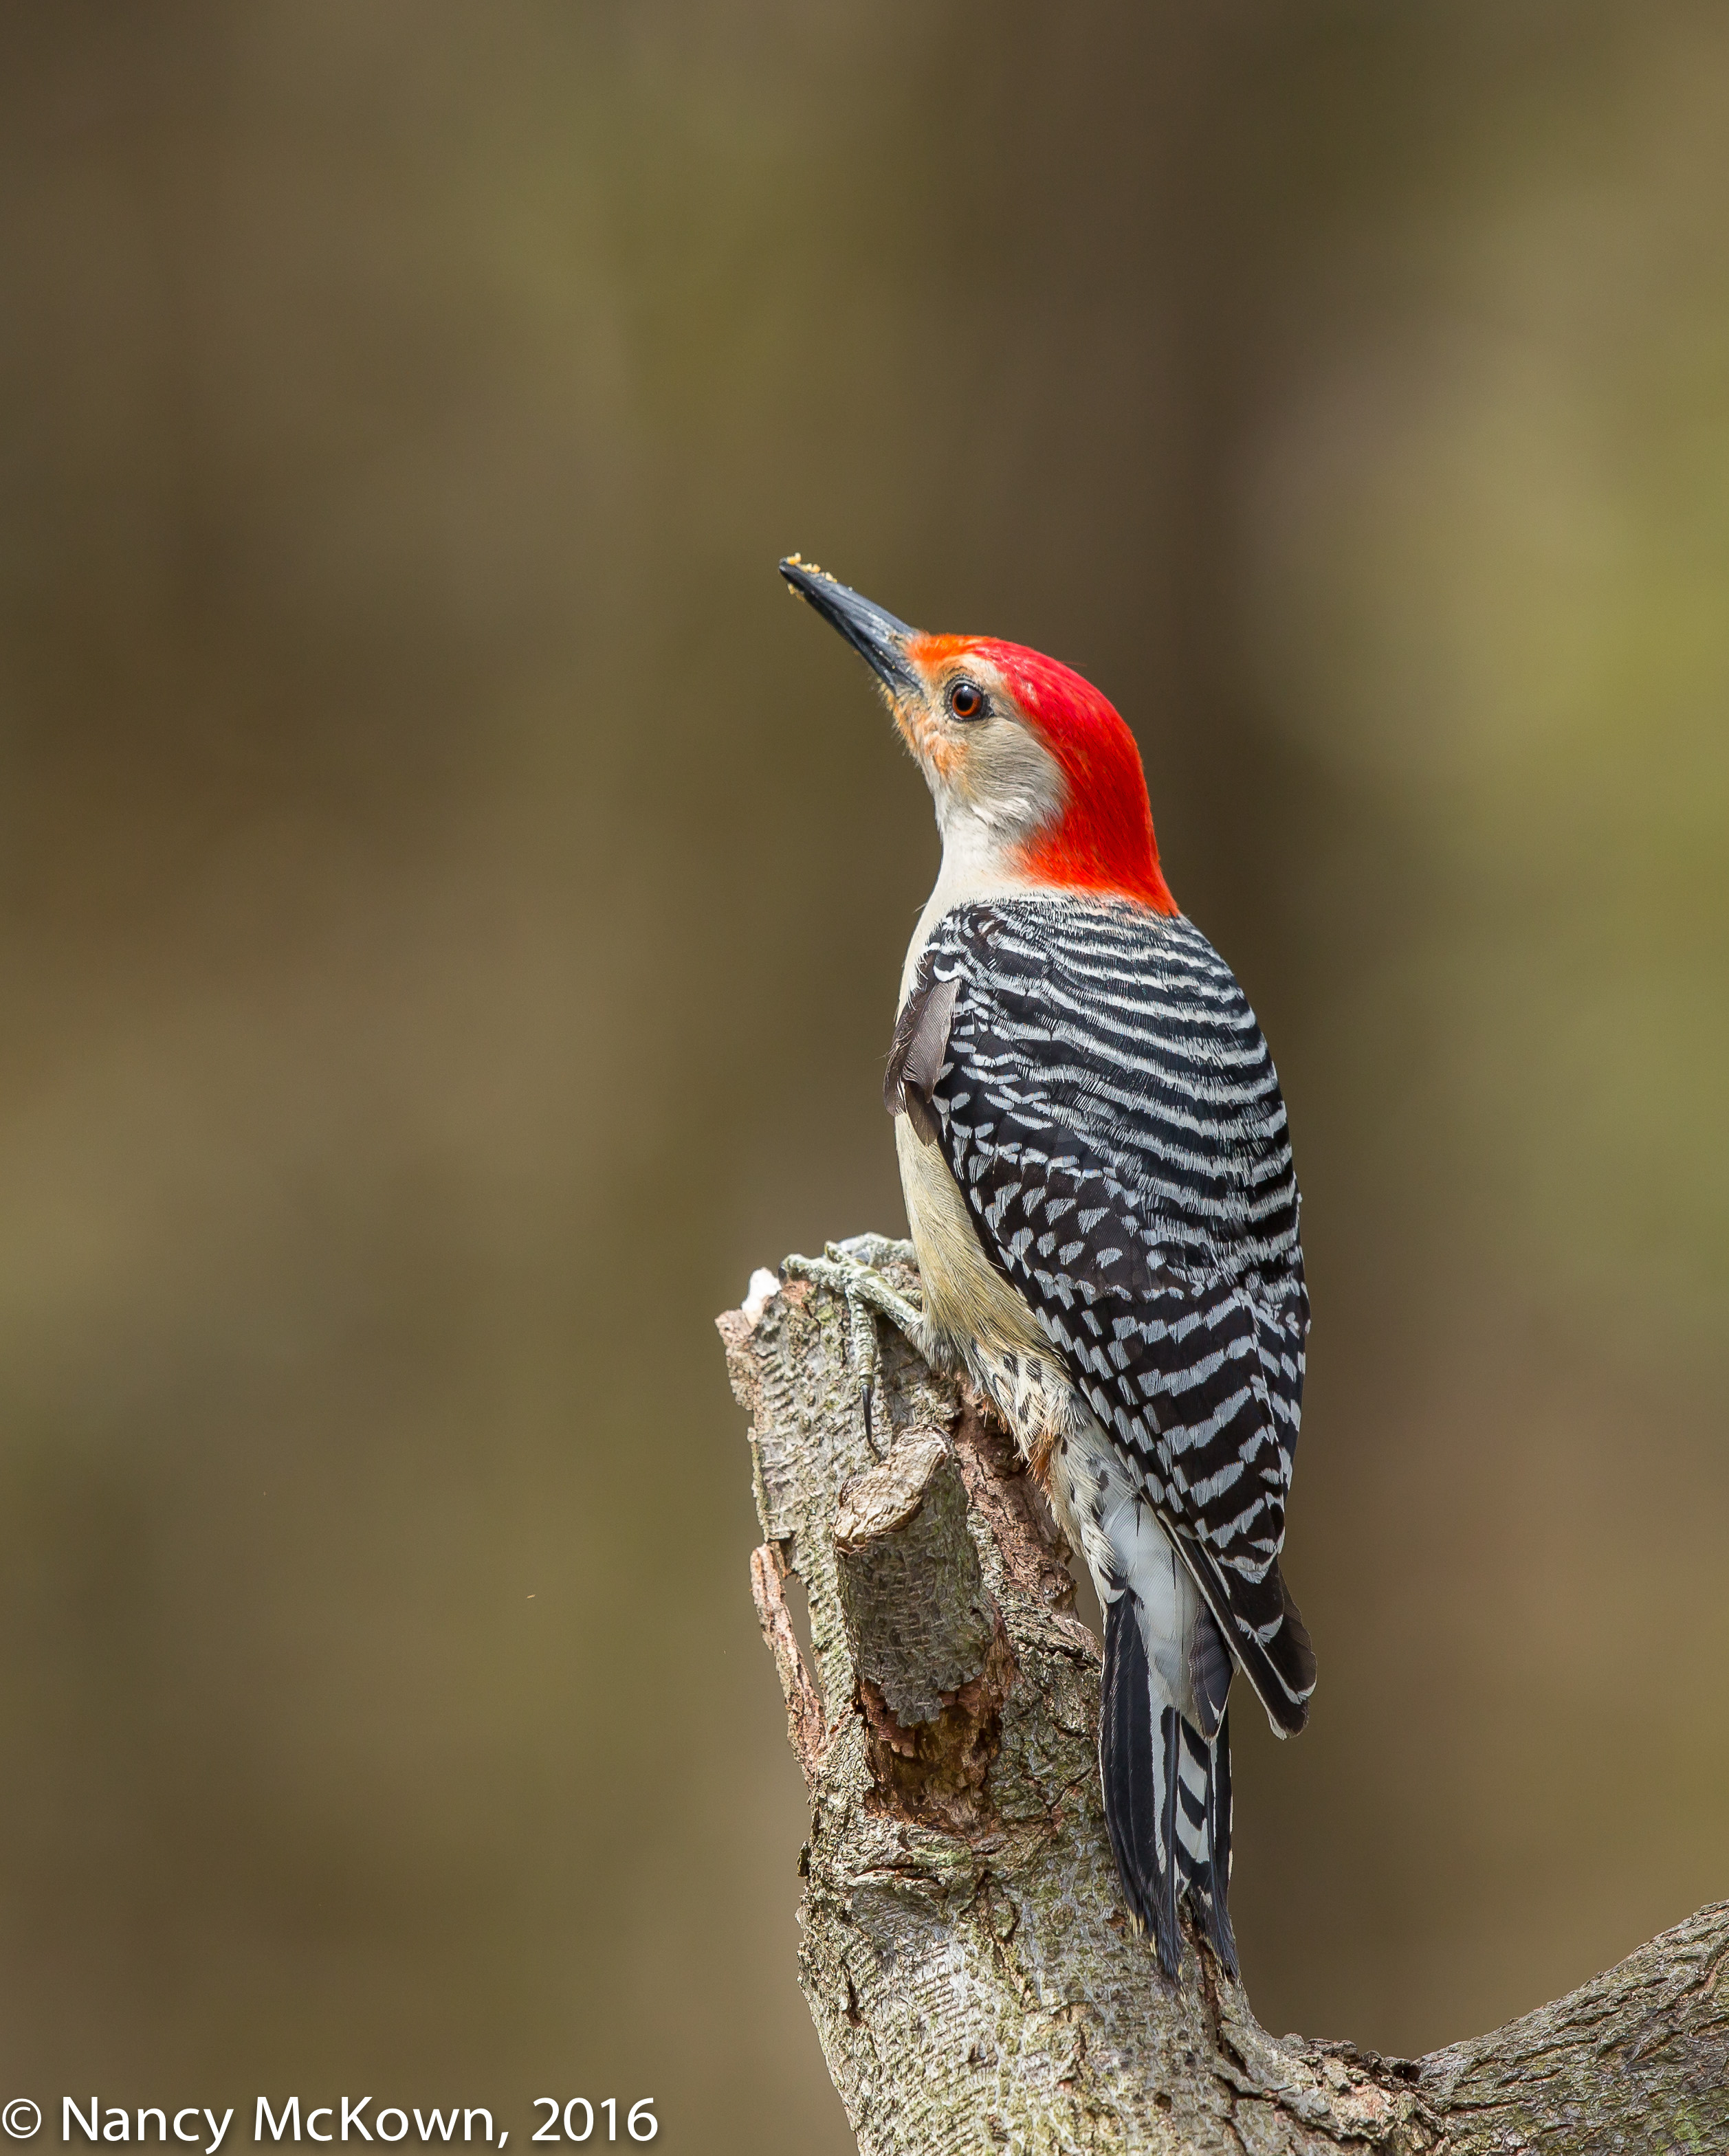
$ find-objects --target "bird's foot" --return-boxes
[783,1238,928,1455]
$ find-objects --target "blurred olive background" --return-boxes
[0,2,1725,2147]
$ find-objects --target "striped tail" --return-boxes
[1100,1591,1237,1979]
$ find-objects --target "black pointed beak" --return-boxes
[780,559,918,693]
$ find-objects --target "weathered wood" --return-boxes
[833,1428,1014,1831]
[719,1249,1729,2156]
[835,1429,995,1726]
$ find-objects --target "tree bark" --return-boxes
[718,1247,1729,2156]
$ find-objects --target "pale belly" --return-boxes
[894,1113,1045,1362]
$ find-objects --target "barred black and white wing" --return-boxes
[902,896,1316,1737]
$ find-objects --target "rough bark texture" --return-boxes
[718,1249,1729,2156]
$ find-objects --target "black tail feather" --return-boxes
[1101,1594,1241,1981]
[1157,1698,1180,1972]
[1100,1592,1180,1976]
[1099,1593,1156,1931]
[1201,1706,1239,1977]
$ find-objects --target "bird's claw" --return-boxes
[782,1242,926,1457]
[829,1233,916,1270]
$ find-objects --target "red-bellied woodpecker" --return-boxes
[780,558,1315,1981]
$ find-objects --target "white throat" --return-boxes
[898,801,1039,1005]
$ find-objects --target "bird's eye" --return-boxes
[947,679,986,721]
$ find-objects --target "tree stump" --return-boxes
[719,1246,1729,2155]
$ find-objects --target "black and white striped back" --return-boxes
[913,896,1315,1734]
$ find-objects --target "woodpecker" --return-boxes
[780,558,1314,1981]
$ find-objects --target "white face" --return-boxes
[780,560,1068,872]
[890,649,1067,857]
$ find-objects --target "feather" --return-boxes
[921,895,1316,1737]
[884,973,959,1148]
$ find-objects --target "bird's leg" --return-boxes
[782,1237,930,1457]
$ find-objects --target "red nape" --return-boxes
[973,639,1178,913]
